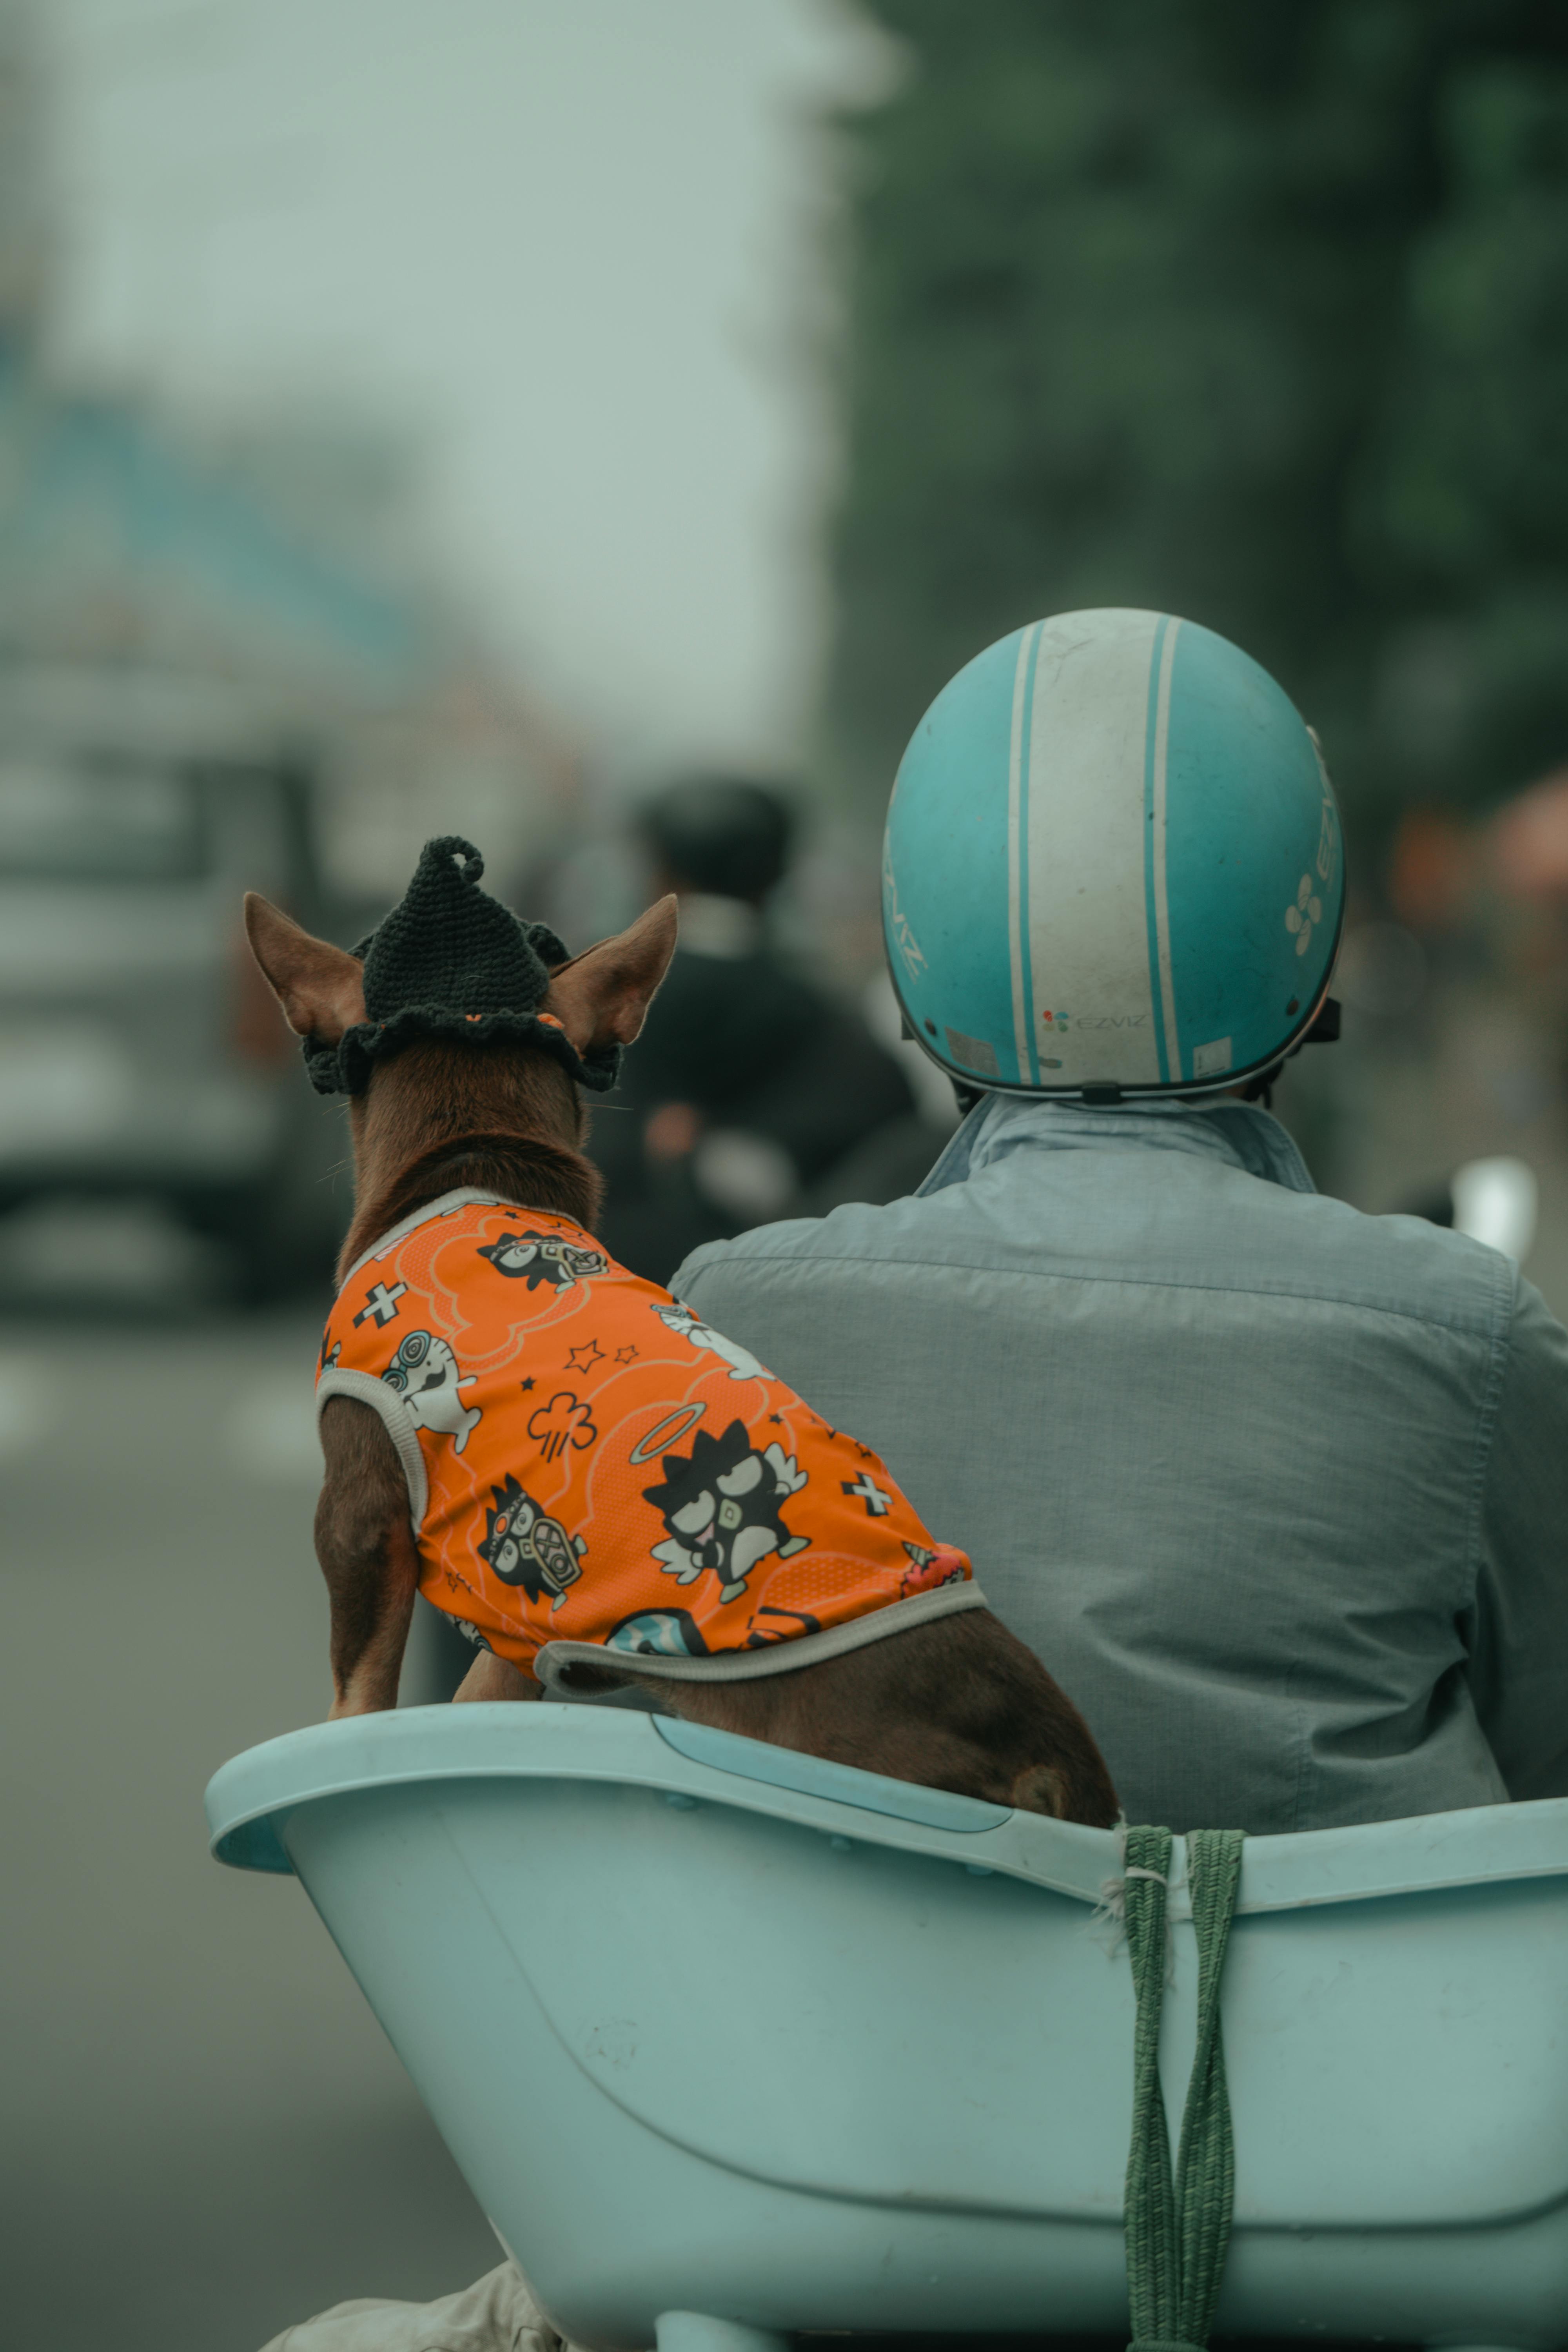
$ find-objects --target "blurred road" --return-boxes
[0,1303,497,2352]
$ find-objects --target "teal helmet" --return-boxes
[881,609,1344,1099]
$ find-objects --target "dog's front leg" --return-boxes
[316,1396,421,1716]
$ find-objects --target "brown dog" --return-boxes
[245,887,1120,1828]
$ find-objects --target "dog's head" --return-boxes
[243,852,678,1254]
[244,868,677,1115]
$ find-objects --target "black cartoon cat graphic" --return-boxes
[477,1230,608,1292]
[642,1417,809,1604]
[477,1474,586,1608]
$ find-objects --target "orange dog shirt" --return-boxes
[317,1189,983,1686]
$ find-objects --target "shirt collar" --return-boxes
[917,1092,1317,1198]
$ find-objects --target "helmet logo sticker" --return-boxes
[1192,1036,1232,1079]
[1285,873,1323,958]
[1040,1009,1071,1031]
[882,846,927,983]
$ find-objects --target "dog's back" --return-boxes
[321,1194,984,1692]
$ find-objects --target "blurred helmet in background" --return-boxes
[640,775,794,904]
[881,608,1345,1099]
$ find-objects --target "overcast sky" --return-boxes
[43,0,891,771]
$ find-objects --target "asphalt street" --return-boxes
[0,1294,498,2352]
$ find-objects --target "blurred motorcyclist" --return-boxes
[591,775,913,1281]
[672,610,1568,1836]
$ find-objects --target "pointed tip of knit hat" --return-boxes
[412,835,486,891]
[360,835,555,1025]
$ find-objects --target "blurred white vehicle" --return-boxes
[0,664,348,1298]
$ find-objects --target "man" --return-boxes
[671,608,1568,1836]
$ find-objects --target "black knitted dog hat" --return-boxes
[303,835,621,1097]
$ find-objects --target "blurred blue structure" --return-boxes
[0,2,578,910]
[0,354,433,696]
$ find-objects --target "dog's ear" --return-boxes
[243,893,367,1043]
[546,895,679,1056]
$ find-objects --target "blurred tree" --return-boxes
[824,0,1568,846]
[1360,53,1568,811]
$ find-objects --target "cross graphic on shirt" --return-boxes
[842,1470,892,1517]
[354,1280,407,1328]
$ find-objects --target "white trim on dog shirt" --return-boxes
[533,1579,989,1689]
[338,1187,522,1292]
[315,1367,429,1533]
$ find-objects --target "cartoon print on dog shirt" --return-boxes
[746,1604,824,1648]
[381,1330,481,1453]
[642,1418,809,1602]
[898,1538,969,1599]
[478,1229,609,1291]
[604,1606,710,1660]
[477,1473,586,1607]
[318,1196,980,1685]
[651,1299,767,1383]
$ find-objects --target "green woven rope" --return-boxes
[1122,1825,1246,2352]
[1123,1826,1179,2348]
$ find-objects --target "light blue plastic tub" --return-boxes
[206,1706,1568,2352]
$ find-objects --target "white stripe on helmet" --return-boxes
[1007,620,1042,1085]
[1022,610,1163,1087]
[1150,613,1183,1082]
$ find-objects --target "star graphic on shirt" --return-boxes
[768,1413,784,1425]
[519,1376,537,1393]
[614,1344,639,1365]
[566,1339,604,1372]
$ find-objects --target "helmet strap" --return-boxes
[1243,993,1342,1108]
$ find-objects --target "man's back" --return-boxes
[673,1097,1568,1833]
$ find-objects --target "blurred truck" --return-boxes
[0,662,350,1299]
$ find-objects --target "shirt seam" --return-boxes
[681,1247,1504,1343]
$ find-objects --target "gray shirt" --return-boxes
[671,1095,1568,1835]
